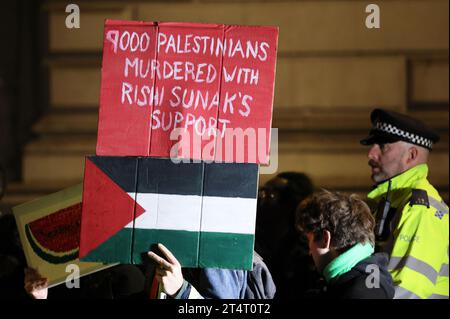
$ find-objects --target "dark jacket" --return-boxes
[180,251,276,299]
[324,253,395,299]
[244,251,276,299]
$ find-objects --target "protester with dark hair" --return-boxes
[296,191,395,299]
[256,172,319,299]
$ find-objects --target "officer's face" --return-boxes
[367,142,409,183]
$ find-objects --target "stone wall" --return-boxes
[5,0,448,204]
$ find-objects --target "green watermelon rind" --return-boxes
[25,224,79,264]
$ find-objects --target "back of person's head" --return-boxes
[296,190,375,252]
[256,172,314,245]
[276,172,314,203]
[257,172,314,222]
[259,172,313,208]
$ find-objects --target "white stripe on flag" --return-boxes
[201,196,257,234]
[125,193,256,235]
[129,193,203,232]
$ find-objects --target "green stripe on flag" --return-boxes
[83,228,254,270]
[81,228,133,264]
[199,232,254,270]
[133,229,200,267]
[134,229,254,269]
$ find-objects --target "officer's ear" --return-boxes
[406,146,419,164]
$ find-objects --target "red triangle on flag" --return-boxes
[79,158,145,259]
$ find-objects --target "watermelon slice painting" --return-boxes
[13,184,115,288]
[25,203,82,264]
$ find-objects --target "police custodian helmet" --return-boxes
[360,108,440,151]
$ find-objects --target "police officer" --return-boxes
[360,108,449,299]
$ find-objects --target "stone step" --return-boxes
[49,66,101,110]
[24,135,96,153]
[33,112,99,135]
[273,109,449,132]
[47,1,449,53]
[277,131,449,152]
[412,59,449,104]
[34,106,449,136]
[22,136,96,183]
[21,131,449,189]
[46,56,448,132]
[49,57,408,112]
[2,181,78,207]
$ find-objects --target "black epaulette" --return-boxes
[409,189,430,208]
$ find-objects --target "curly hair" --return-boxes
[295,190,375,251]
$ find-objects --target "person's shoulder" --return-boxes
[404,182,448,219]
[329,254,394,299]
[331,271,393,299]
[410,188,428,203]
[414,177,445,203]
[343,276,393,299]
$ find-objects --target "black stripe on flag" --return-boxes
[203,163,258,199]
[88,156,138,193]
[88,157,259,198]
[137,158,204,196]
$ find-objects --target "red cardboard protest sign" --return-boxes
[96,20,278,164]
[215,25,278,164]
[97,20,158,156]
[149,23,224,161]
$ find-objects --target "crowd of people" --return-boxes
[0,108,448,299]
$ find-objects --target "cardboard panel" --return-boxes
[132,158,204,266]
[215,25,278,164]
[149,23,223,161]
[96,20,158,156]
[199,163,259,270]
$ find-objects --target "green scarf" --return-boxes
[323,243,374,283]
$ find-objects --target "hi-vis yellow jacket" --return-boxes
[368,164,449,299]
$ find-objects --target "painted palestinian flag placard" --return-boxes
[80,156,258,270]
[13,184,114,288]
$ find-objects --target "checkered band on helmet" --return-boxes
[374,122,433,149]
